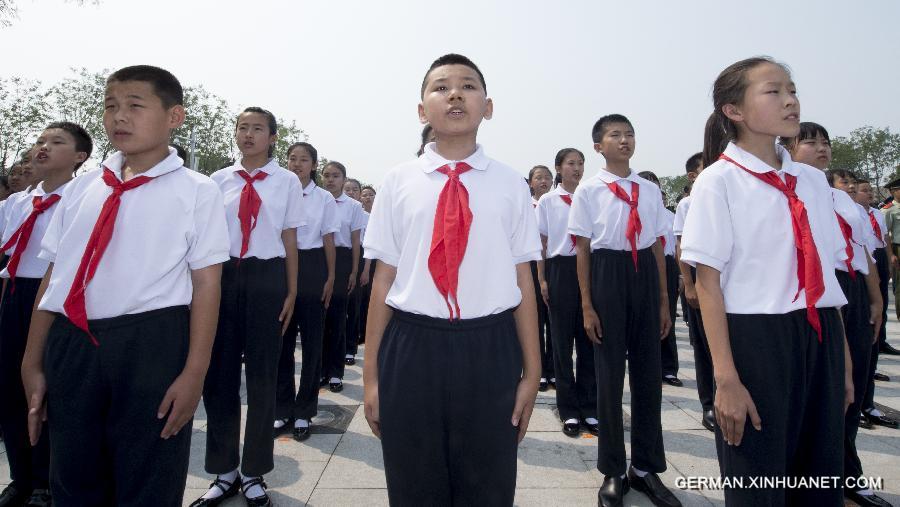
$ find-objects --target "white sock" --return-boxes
[242,476,266,499]
[202,470,239,499]
[868,408,884,417]
[540,377,547,383]
[585,417,599,425]
[273,419,286,429]
[857,488,874,496]
[564,418,579,425]
[550,377,556,382]
[664,374,677,379]
[620,474,627,479]
[632,467,649,477]
[330,377,341,383]
[295,418,310,428]
[345,354,354,359]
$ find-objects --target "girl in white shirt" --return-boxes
[528,165,555,390]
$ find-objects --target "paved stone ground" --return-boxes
[3,307,900,506]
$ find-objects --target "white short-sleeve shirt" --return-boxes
[567,168,668,251]
[363,143,542,319]
[673,195,691,237]
[536,186,578,258]
[38,149,231,320]
[831,188,870,274]
[661,207,676,257]
[680,142,848,314]
[296,180,340,250]
[333,192,366,248]
[866,205,887,250]
[211,159,305,259]
[0,181,68,279]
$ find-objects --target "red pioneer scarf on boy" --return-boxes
[428,162,473,320]
[236,170,268,259]
[605,181,641,269]
[1,194,61,291]
[834,212,857,279]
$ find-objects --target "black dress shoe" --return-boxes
[627,467,682,507]
[662,376,683,387]
[344,356,356,366]
[539,379,549,392]
[874,372,890,382]
[859,412,875,430]
[865,412,900,429]
[0,482,29,507]
[597,475,629,507]
[845,489,893,507]
[24,490,52,507]
[879,343,900,355]
[273,418,293,438]
[242,477,272,507]
[582,419,600,436]
[189,476,241,506]
[293,425,311,442]
[319,377,328,387]
[702,410,716,432]
[562,421,581,437]
[329,380,343,392]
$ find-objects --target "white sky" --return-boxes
[2,0,899,185]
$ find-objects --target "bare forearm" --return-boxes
[575,236,593,311]
[676,239,695,289]
[695,265,739,384]
[350,232,361,276]
[514,262,541,380]
[363,262,396,386]
[185,265,222,376]
[863,251,881,304]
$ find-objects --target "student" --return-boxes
[673,152,716,432]
[344,177,367,365]
[639,170,682,388]
[536,148,597,437]
[358,185,376,349]
[681,57,852,506]
[529,164,555,390]
[274,141,339,442]
[568,114,679,507]
[0,122,91,507]
[885,180,900,321]
[321,161,364,392]
[20,65,230,506]
[362,53,542,506]
[6,164,27,194]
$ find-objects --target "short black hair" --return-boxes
[638,170,660,186]
[45,121,93,171]
[361,185,376,194]
[107,65,184,108]
[685,152,703,173]
[324,161,347,179]
[591,114,633,143]
[825,168,855,187]
[421,53,486,98]
[779,121,830,150]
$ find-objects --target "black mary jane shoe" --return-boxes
[189,476,241,507]
[864,411,900,429]
[242,477,273,507]
[859,412,875,430]
[319,377,328,387]
[662,376,683,387]
[701,410,716,432]
[562,421,581,437]
[0,482,29,507]
[582,419,600,436]
[273,418,293,438]
[538,379,549,392]
[329,379,344,393]
[880,342,900,355]
[24,489,52,507]
[627,467,682,507]
[344,356,356,366]
[597,475,629,507]
[845,489,893,507]
[293,424,311,442]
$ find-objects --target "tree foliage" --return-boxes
[0,77,52,170]
[659,174,690,207]
[830,126,900,192]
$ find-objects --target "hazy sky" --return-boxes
[2,0,899,185]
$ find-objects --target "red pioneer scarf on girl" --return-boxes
[605,181,641,269]
[1,194,61,292]
[558,194,578,253]
[236,170,268,259]
[428,162,473,320]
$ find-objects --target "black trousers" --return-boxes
[590,248,666,476]
[276,248,326,421]
[661,255,679,377]
[863,247,889,412]
[836,270,873,485]
[546,256,596,422]
[346,255,365,357]
[379,309,522,507]
[45,306,192,507]
[716,308,844,507]
[204,257,286,477]
[530,261,554,379]
[323,247,352,379]
[0,278,49,492]
[686,267,714,412]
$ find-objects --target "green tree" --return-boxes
[659,174,689,207]
[830,126,900,193]
[273,119,308,168]
[49,67,112,162]
[0,77,51,171]
[174,85,236,175]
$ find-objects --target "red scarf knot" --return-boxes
[1,193,62,292]
[605,181,642,269]
[236,170,268,259]
[428,162,474,320]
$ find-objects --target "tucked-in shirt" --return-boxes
[680,142,848,314]
[536,186,577,258]
[0,181,68,279]
[38,149,230,319]
[567,168,669,251]
[673,195,691,237]
[332,192,366,248]
[363,143,542,319]
[832,188,870,274]
[661,208,676,257]
[296,180,340,250]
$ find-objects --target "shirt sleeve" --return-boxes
[283,175,305,229]
[187,180,231,270]
[567,183,594,239]
[653,187,670,238]
[536,198,549,237]
[673,198,688,236]
[350,202,366,232]
[38,189,70,264]
[679,173,733,271]
[362,171,400,267]
[320,196,340,236]
[508,178,542,264]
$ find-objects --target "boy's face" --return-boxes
[594,122,635,164]
[418,64,493,139]
[891,187,900,202]
[856,182,873,206]
[103,80,185,156]
[236,112,276,159]
[833,176,856,197]
[32,128,87,177]
[360,188,375,210]
[7,166,25,192]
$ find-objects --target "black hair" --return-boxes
[237,107,278,158]
[0,175,8,192]
[591,114,633,143]
[856,177,871,185]
[685,152,703,173]
[45,121,93,171]
[107,65,184,108]
[638,170,660,186]
[361,185,376,194]
[527,165,552,195]
[287,142,319,181]
[825,168,855,187]
[417,124,434,156]
[779,121,831,151]
[421,53,486,98]
[703,56,789,167]
[171,143,188,163]
[345,178,362,192]
[553,148,585,185]
[324,161,347,179]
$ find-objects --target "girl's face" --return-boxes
[322,165,346,195]
[344,181,361,201]
[7,166,25,193]
[360,188,376,211]
[287,147,315,181]
[529,168,552,199]
[730,63,800,140]
[833,175,856,198]
[235,112,276,159]
[790,133,831,171]
[557,153,585,188]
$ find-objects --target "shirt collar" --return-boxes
[335,192,350,203]
[722,142,800,177]
[233,157,278,177]
[102,147,184,181]
[553,185,574,197]
[302,179,317,195]
[595,167,642,185]
[33,180,70,198]
[421,142,489,174]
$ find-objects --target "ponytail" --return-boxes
[554,172,562,186]
[702,111,735,168]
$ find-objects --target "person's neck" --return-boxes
[330,189,342,199]
[241,153,270,172]
[121,145,170,179]
[299,174,312,188]
[561,180,578,194]
[735,133,781,170]
[533,190,548,201]
[364,205,372,213]
[41,170,73,194]
[433,135,477,163]
[604,160,631,178]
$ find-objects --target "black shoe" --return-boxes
[701,410,716,432]
[344,356,356,366]
[24,490,51,507]
[562,421,581,437]
[329,380,343,392]
[189,475,241,507]
[874,372,890,382]
[319,377,328,387]
[0,483,29,507]
[273,418,293,438]
[879,343,900,355]
[582,419,600,436]
[242,477,272,507]
[597,475,629,507]
[539,379,549,392]
[293,424,311,442]
[865,411,900,429]
[845,489,893,507]
[627,467,682,507]
[662,376,683,387]
[549,377,556,389]
[859,412,875,430]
